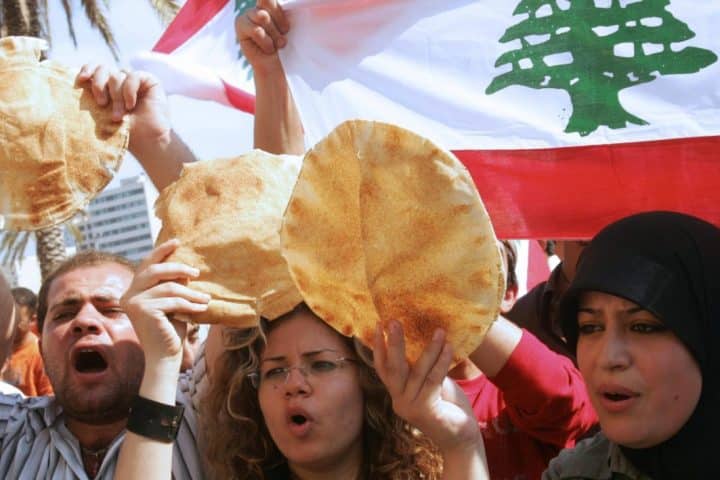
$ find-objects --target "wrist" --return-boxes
[139,357,180,404]
[126,395,184,443]
[439,424,483,457]
[128,127,172,157]
[251,57,286,79]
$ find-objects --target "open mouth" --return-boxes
[290,414,308,426]
[74,349,108,373]
[604,392,632,402]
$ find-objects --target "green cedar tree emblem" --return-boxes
[486,0,718,136]
[235,0,257,80]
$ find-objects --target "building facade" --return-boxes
[77,175,160,263]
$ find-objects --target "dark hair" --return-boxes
[11,287,37,313]
[36,251,135,334]
[544,240,557,256]
[500,240,518,291]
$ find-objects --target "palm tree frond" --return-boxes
[80,0,119,60]
[149,0,180,26]
[60,0,77,47]
[2,0,31,36]
[65,220,85,246]
[0,231,30,267]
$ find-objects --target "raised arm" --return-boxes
[236,0,304,154]
[374,321,489,479]
[76,65,196,192]
[470,316,597,446]
[114,240,210,479]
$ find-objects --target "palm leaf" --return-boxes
[59,0,77,47]
[2,0,30,36]
[149,0,180,25]
[80,0,119,60]
[65,218,85,246]
[0,231,31,267]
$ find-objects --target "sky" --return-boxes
[12,0,255,289]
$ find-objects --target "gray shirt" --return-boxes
[543,432,650,480]
[0,361,206,480]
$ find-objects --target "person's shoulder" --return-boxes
[543,432,613,479]
[0,392,56,436]
[0,382,24,398]
[506,280,547,325]
[0,391,54,411]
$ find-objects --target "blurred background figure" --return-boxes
[1,287,53,396]
[0,275,22,396]
[180,323,202,373]
[506,240,589,361]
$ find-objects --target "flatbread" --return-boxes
[155,151,304,327]
[0,36,129,231]
[281,120,504,362]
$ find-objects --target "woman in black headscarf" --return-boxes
[543,211,719,479]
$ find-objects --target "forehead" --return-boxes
[263,309,351,358]
[47,263,133,306]
[578,291,640,310]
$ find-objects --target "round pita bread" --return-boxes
[155,151,304,327]
[0,36,129,231]
[281,120,503,362]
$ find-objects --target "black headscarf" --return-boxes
[558,211,720,479]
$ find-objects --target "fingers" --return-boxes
[106,70,128,121]
[120,70,141,110]
[125,239,209,309]
[134,295,209,317]
[256,0,289,34]
[404,329,448,399]
[236,0,289,55]
[143,281,211,307]
[373,321,410,397]
[139,239,181,271]
[77,64,139,121]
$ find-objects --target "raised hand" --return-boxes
[76,64,195,191]
[76,64,171,156]
[235,0,289,76]
[374,321,482,450]
[120,239,209,369]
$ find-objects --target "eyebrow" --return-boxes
[577,305,646,315]
[49,294,120,313]
[261,348,343,364]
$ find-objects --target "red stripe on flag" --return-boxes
[222,80,256,113]
[455,135,720,239]
[153,0,230,53]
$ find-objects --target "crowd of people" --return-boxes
[0,1,716,479]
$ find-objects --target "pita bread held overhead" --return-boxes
[282,120,504,362]
[155,151,304,327]
[0,36,129,231]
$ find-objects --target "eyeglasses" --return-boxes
[248,356,357,389]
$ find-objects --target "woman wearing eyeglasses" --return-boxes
[202,302,463,479]
[116,240,488,480]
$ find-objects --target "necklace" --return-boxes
[81,445,109,478]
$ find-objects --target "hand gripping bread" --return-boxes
[155,151,304,327]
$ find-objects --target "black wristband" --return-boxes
[126,395,185,443]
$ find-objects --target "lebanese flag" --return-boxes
[132,0,256,112]
[135,0,720,240]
